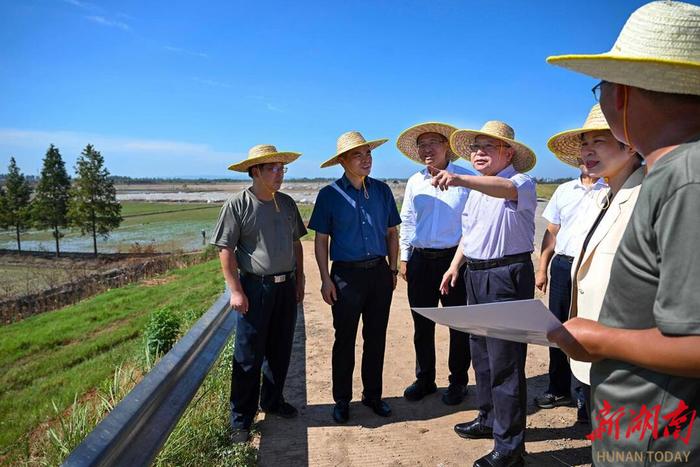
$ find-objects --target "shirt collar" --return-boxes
[574,176,607,191]
[421,161,455,178]
[339,173,370,190]
[495,164,517,178]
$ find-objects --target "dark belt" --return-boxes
[414,246,458,260]
[240,270,295,284]
[466,252,532,271]
[333,257,385,269]
[555,254,575,263]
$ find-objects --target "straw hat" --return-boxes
[396,122,459,164]
[547,104,610,167]
[547,1,700,96]
[228,144,301,172]
[320,131,388,168]
[450,121,536,173]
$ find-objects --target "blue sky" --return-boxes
[0,0,673,180]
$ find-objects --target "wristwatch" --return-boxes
[390,268,399,276]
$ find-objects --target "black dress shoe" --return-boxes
[473,450,524,467]
[442,383,468,405]
[534,392,573,409]
[262,400,298,419]
[403,380,438,401]
[362,398,392,417]
[454,418,493,439]
[333,401,349,424]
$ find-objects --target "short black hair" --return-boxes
[247,165,260,178]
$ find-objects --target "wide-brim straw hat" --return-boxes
[450,121,536,173]
[320,131,388,168]
[547,104,610,167]
[547,1,700,96]
[228,144,301,172]
[396,122,459,164]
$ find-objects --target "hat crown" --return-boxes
[248,144,279,159]
[480,121,516,141]
[336,131,370,154]
[582,104,609,130]
[611,1,700,62]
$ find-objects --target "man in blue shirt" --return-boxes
[309,130,401,424]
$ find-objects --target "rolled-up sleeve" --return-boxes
[506,173,537,212]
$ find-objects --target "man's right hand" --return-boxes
[399,261,408,282]
[440,267,459,295]
[321,277,337,305]
[535,269,548,293]
[230,290,249,315]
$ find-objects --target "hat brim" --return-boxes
[396,122,459,165]
[547,126,610,168]
[547,54,700,96]
[450,130,536,173]
[320,139,388,169]
[228,152,301,172]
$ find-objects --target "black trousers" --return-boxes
[547,255,573,397]
[230,274,297,430]
[331,260,393,403]
[465,259,535,456]
[407,251,470,385]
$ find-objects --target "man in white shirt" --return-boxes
[397,122,475,405]
[535,160,604,418]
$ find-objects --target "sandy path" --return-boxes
[250,235,592,466]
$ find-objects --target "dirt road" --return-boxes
[250,236,592,466]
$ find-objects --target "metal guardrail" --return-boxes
[63,291,234,467]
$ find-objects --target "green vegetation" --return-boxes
[0,259,224,463]
[536,183,560,200]
[32,145,72,256]
[68,145,123,256]
[145,306,182,356]
[0,157,33,253]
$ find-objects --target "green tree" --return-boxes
[1,158,33,253]
[33,145,71,257]
[68,144,122,256]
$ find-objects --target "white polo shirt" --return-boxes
[399,162,474,261]
[542,177,608,257]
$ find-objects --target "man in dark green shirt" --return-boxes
[547,2,700,466]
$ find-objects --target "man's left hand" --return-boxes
[296,274,305,303]
[392,274,397,290]
[547,317,607,363]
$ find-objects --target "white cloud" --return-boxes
[192,77,232,88]
[64,0,96,10]
[0,128,242,177]
[266,103,284,113]
[86,15,130,31]
[165,46,209,59]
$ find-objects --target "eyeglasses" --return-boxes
[417,139,446,150]
[468,143,510,153]
[263,164,287,174]
[592,80,607,102]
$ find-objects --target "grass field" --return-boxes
[0,258,224,463]
[536,183,559,200]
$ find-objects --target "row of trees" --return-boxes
[0,144,122,256]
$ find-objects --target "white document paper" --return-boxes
[412,299,562,347]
